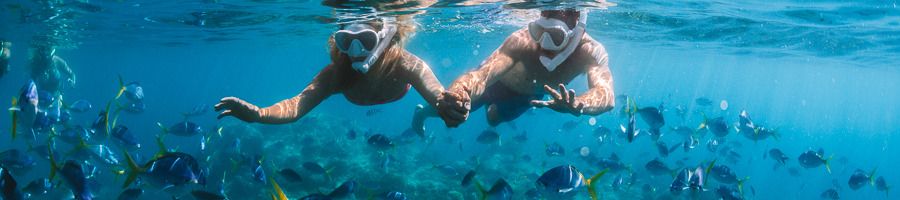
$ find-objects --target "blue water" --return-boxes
[1,0,899,199]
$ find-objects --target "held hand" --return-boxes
[531,84,585,116]
[215,97,261,122]
[436,89,471,127]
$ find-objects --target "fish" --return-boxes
[117,188,143,200]
[702,116,729,138]
[115,76,144,102]
[739,126,778,142]
[10,81,40,140]
[820,188,839,200]
[1,167,25,200]
[50,160,94,200]
[476,130,501,145]
[620,97,639,143]
[875,176,889,197]
[366,108,382,116]
[122,152,206,189]
[560,119,580,132]
[158,121,204,137]
[461,170,476,187]
[848,168,876,190]
[278,168,303,183]
[695,98,713,106]
[367,134,394,150]
[706,138,720,152]
[645,158,674,176]
[596,153,628,173]
[21,177,52,197]
[191,190,226,200]
[593,126,610,143]
[111,125,141,151]
[798,149,832,174]
[656,141,680,158]
[535,165,607,200]
[183,104,210,117]
[380,191,408,200]
[768,148,789,165]
[118,101,146,114]
[66,142,120,166]
[269,177,288,200]
[251,155,265,183]
[475,179,512,200]
[58,125,91,144]
[709,164,749,192]
[715,185,744,200]
[670,165,707,194]
[89,109,111,139]
[0,149,37,172]
[637,106,665,130]
[347,130,357,140]
[327,180,357,198]
[513,131,528,143]
[302,162,332,180]
[67,99,93,113]
[545,142,565,157]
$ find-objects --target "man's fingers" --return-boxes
[217,110,233,119]
[567,89,577,104]
[543,85,562,101]
[531,100,551,107]
[558,84,570,102]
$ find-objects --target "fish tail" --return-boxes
[10,96,17,140]
[737,177,750,196]
[154,133,168,159]
[869,168,878,186]
[122,150,145,188]
[586,169,609,200]
[48,144,58,181]
[474,181,487,200]
[823,155,832,174]
[704,159,717,186]
[269,177,288,200]
[115,74,126,100]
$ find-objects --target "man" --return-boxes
[216,15,444,129]
[427,8,615,128]
[30,45,76,94]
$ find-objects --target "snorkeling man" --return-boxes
[30,45,76,94]
[417,8,615,129]
[0,39,10,79]
[216,15,444,127]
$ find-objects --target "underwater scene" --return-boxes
[1,0,899,199]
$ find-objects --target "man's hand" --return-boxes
[215,97,262,122]
[531,84,584,116]
[436,89,471,127]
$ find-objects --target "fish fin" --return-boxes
[122,150,145,188]
[48,144,59,181]
[824,155,833,174]
[269,177,288,200]
[115,74,126,100]
[586,169,609,200]
[104,101,115,138]
[10,96,17,140]
[474,180,487,200]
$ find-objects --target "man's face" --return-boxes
[540,10,580,29]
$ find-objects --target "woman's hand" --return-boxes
[215,97,262,122]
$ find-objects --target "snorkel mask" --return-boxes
[334,18,398,74]
[528,10,588,71]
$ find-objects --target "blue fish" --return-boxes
[251,155,265,183]
[476,179,512,200]
[21,178,53,198]
[67,100,93,113]
[50,160,94,200]
[536,165,607,200]
[0,149,36,173]
[545,142,565,157]
[117,188,143,200]
[158,121,204,137]
[111,125,141,151]
[1,167,25,200]
[123,152,206,189]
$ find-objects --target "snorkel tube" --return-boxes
[357,18,397,74]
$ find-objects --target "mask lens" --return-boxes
[355,31,378,50]
[543,28,568,46]
[334,30,379,52]
[334,32,353,52]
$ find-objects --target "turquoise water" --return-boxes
[0,0,899,199]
